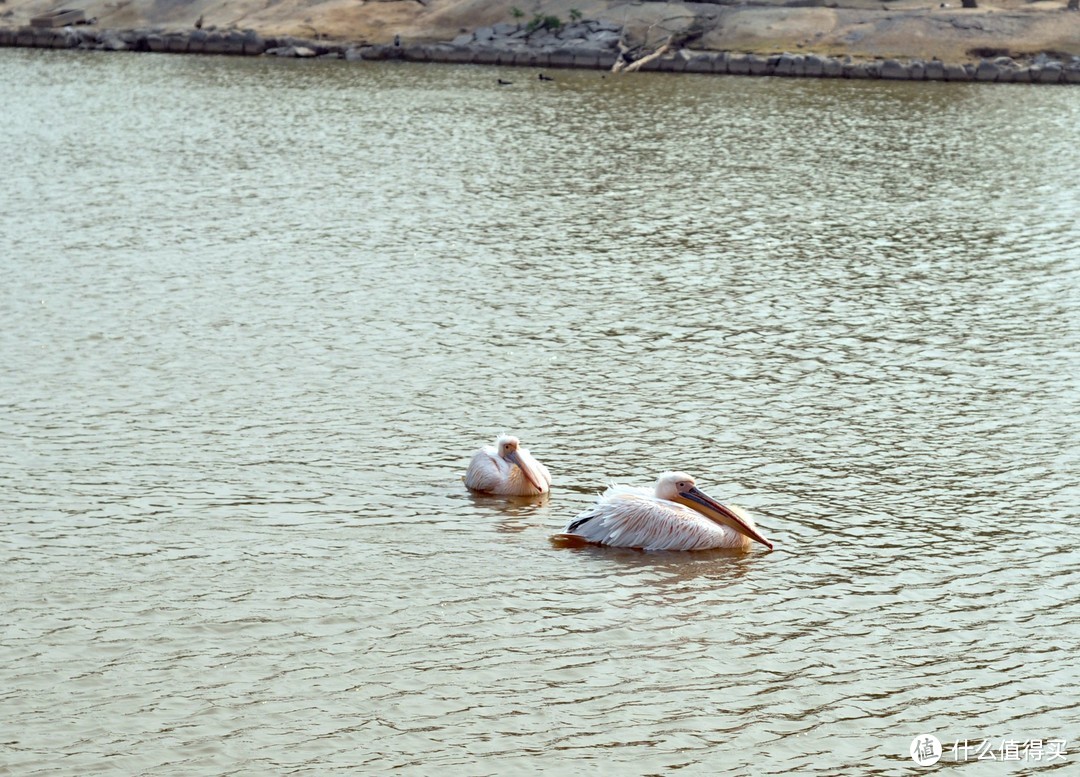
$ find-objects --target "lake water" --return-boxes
[2,47,1079,775]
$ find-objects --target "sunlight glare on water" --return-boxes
[2,49,1079,775]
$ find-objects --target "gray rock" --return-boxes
[203,33,226,54]
[243,32,265,55]
[512,49,539,66]
[845,62,872,78]
[974,60,999,81]
[822,57,843,77]
[774,52,802,76]
[440,46,474,63]
[1035,63,1063,83]
[471,46,500,64]
[491,22,518,37]
[549,48,576,67]
[880,59,909,79]
[685,52,717,73]
[587,20,621,33]
[401,44,431,61]
[96,31,125,50]
[273,45,316,57]
[943,63,971,80]
[573,49,602,68]
[727,54,750,75]
[31,28,59,47]
[474,26,494,42]
[804,53,825,76]
[924,60,945,80]
[527,31,559,47]
[167,34,189,53]
[451,33,473,46]
[747,54,770,75]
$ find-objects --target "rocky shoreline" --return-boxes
[3,17,1080,84]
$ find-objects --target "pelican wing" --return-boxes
[563,485,732,551]
[463,447,508,493]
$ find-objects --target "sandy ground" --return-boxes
[3,0,1079,63]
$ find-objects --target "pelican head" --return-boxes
[495,434,544,493]
[656,472,773,550]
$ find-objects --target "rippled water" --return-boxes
[2,48,1079,774]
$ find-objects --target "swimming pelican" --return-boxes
[464,434,552,496]
[556,472,772,551]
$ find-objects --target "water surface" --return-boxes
[2,49,1079,774]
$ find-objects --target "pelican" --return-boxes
[556,472,772,551]
[464,434,551,496]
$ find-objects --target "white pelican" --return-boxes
[556,472,773,551]
[464,434,552,496]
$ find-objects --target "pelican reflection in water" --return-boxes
[555,472,772,551]
[464,434,552,496]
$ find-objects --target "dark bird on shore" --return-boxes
[538,73,555,81]
[393,34,401,47]
[497,78,513,85]
[195,14,203,29]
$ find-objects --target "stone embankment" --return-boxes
[3,18,1080,84]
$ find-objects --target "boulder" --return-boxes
[747,54,770,75]
[1034,63,1063,83]
[167,33,189,53]
[775,52,803,76]
[727,54,750,75]
[974,59,1000,81]
[950,63,974,80]
[685,52,718,73]
[880,59,909,79]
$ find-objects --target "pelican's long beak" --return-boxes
[677,486,773,550]
[505,450,544,493]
